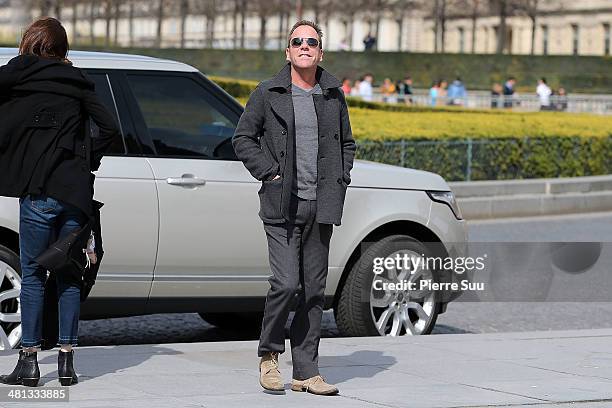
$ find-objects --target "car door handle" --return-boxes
[166,174,206,188]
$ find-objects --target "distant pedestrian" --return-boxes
[358,73,374,101]
[447,77,467,106]
[554,87,568,111]
[338,37,350,51]
[397,75,413,105]
[350,79,361,96]
[439,79,448,105]
[341,77,352,95]
[503,76,516,108]
[537,77,552,110]
[363,33,376,51]
[430,81,440,107]
[380,78,397,103]
[491,83,503,108]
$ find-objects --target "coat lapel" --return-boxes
[312,92,332,141]
[269,91,294,131]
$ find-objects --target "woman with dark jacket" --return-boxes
[0,17,119,387]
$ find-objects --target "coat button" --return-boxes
[281,129,287,135]
[334,133,339,140]
[280,151,285,157]
[337,178,342,184]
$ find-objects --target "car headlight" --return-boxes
[426,190,463,220]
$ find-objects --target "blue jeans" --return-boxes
[19,195,85,347]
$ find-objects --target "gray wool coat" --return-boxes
[232,62,356,226]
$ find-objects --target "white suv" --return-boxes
[0,48,467,349]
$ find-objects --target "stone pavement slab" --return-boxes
[1,328,612,407]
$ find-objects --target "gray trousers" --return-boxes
[257,193,333,380]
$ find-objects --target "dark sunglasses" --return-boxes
[289,37,320,48]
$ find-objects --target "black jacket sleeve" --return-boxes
[81,88,121,171]
[231,85,279,182]
[338,90,356,185]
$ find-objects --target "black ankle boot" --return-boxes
[0,350,40,387]
[58,350,78,386]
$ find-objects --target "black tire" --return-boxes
[199,312,264,334]
[0,244,22,348]
[335,235,440,337]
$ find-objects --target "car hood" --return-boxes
[350,160,450,191]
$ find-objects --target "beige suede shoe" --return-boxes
[259,352,284,392]
[291,375,339,395]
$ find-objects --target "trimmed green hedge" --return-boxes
[357,137,612,181]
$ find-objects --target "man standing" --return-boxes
[536,77,552,111]
[503,76,516,108]
[232,20,356,396]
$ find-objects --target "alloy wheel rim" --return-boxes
[0,260,21,350]
[370,249,436,336]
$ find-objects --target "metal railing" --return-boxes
[356,90,612,114]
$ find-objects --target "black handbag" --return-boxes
[34,222,91,274]
[34,200,104,301]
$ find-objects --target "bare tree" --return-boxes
[255,0,280,49]
[179,0,189,48]
[319,0,336,49]
[155,0,164,48]
[37,0,53,16]
[54,0,62,19]
[515,0,561,54]
[468,0,482,53]
[278,0,290,50]
[113,0,120,46]
[447,0,484,53]
[337,0,362,51]
[104,0,112,47]
[433,0,440,51]
[68,0,79,44]
[491,0,507,53]
[128,0,134,47]
[363,0,392,51]
[389,0,420,51]
[488,0,525,54]
[239,0,247,48]
[89,0,95,45]
[205,0,218,48]
[425,0,449,52]
[232,0,240,49]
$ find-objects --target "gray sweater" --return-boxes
[291,82,322,200]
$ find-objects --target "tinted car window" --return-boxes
[87,73,126,155]
[127,74,238,160]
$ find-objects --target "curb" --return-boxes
[449,175,612,219]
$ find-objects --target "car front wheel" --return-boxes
[335,234,440,337]
[0,244,22,349]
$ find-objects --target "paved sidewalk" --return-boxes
[1,328,612,407]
